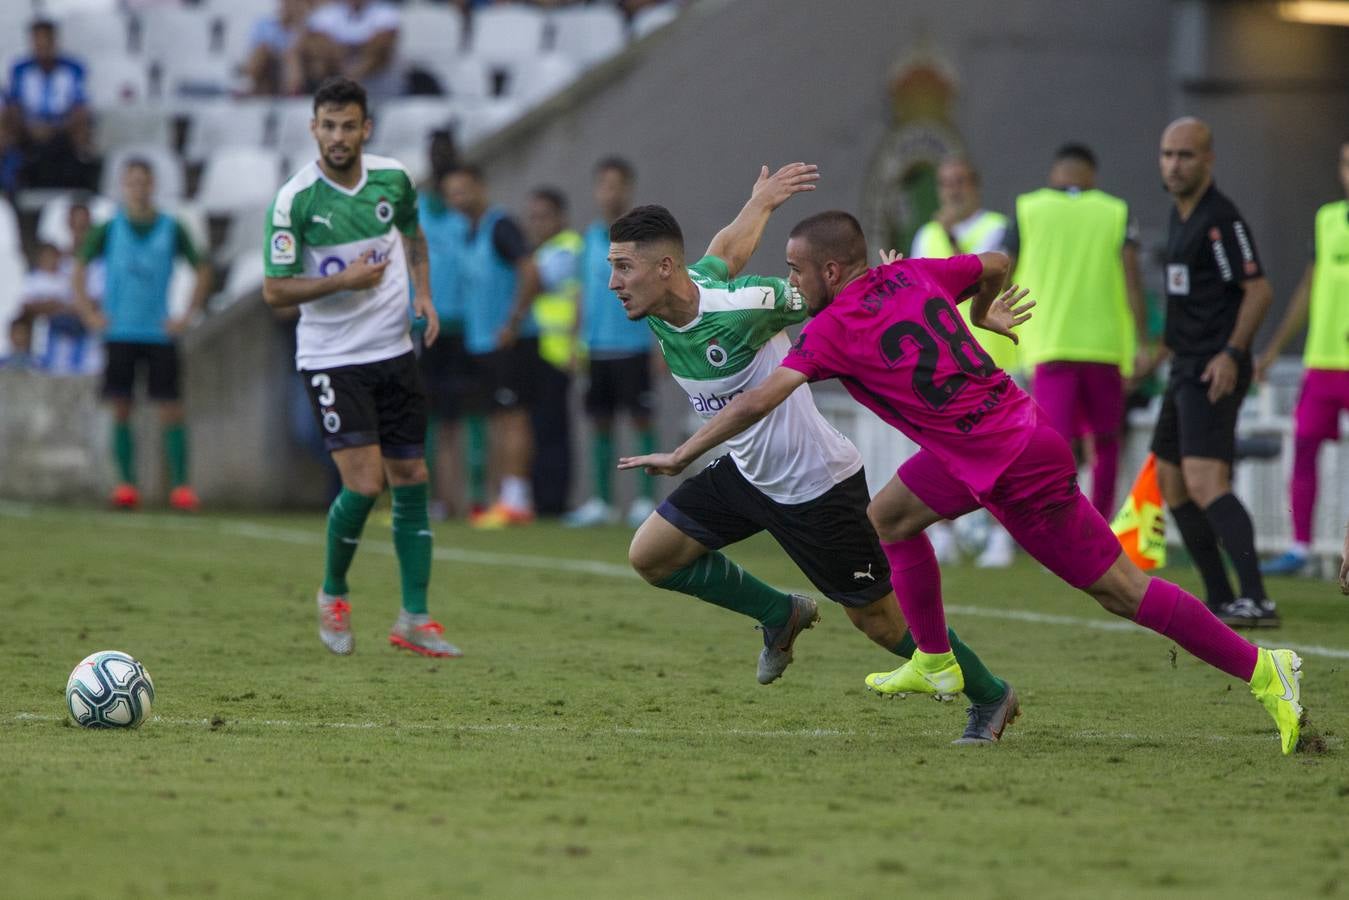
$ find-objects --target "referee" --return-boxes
[1143,117,1276,628]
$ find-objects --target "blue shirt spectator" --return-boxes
[1,19,94,191]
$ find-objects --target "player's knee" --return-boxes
[1085,559,1145,619]
[629,546,673,585]
[868,502,918,542]
[344,471,385,496]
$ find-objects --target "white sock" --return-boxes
[1289,541,1309,557]
[500,476,531,510]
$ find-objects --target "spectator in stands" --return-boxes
[72,158,212,512]
[0,19,95,193]
[299,0,402,99]
[526,186,582,516]
[565,157,659,528]
[1,316,34,368]
[19,241,101,376]
[244,0,313,96]
[442,163,542,528]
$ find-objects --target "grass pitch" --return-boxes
[2,503,1347,899]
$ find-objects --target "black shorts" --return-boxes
[103,341,180,401]
[420,331,480,420]
[300,351,427,458]
[1150,354,1252,465]
[473,336,540,412]
[585,353,654,419]
[658,456,891,608]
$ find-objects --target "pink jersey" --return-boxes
[783,255,1037,494]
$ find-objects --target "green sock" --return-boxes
[162,424,188,487]
[592,432,613,504]
[636,429,657,500]
[465,415,488,505]
[323,488,376,597]
[654,551,793,627]
[113,421,135,484]
[391,483,431,615]
[890,628,1006,706]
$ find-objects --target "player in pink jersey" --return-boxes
[621,210,1308,755]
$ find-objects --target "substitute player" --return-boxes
[614,172,1018,745]
[1256,141,1349,577]
[261,76,458,658]
[622,210,1306,756]
[1140,117,1276,627]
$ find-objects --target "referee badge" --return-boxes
[374,197,394,224]
[706,340,728,368]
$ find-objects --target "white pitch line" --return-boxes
[12,713,1332,748]
[5,504,1349,660]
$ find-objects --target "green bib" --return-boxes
[1013,188,1134,374]
[1305,200,1349,370]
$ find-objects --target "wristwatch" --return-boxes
[1222,344,1247,362]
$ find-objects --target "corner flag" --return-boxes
[1110,453,1166,570]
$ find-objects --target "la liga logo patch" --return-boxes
[270,230,296,265]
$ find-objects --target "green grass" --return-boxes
[2,503,1347,899]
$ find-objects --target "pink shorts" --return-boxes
[897,421,1121,589]
[1294,368,1349,444]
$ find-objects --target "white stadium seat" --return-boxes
[136,8,216,64]
[159,55,235,100]
[274,99,322,170]
[84,54,152,108]
[369,98,456,158]
[59,9,132,58]
[100,143,185,204]
[0,198,22,255]
[549,5,626,68]
[508,53,580,107]
[0,248,29,356]
[221,251,266,305]
[468,3,547,66]
[431,55,493,101]
[197,147,284,216]
[632,2,681,39]
[0,25,28,74]
[398,4,466,68]
[93,103,172,154]
[184,100,273,164]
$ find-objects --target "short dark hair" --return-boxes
[313,77,368,119]
[594,156,635,183]
[1054,142,1097,169]
[788,211,867,268]
[122,156,154,178]
[609,204,683,249]
[530,187,568,214]
[30,18,56,36]
[447,162,484,183]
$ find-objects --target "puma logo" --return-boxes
[852,563,875,582]
[312,212,334,228]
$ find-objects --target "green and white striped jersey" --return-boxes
[265,154,419,370]
[648,256,860,503]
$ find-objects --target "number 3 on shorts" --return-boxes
[310,373,341,433]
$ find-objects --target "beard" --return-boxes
[322,146,358,172]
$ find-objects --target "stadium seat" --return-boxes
[274,99,320,171]
[136,8,217,64]
[632,2,681,38]
[92,103,172,155]
[100,144,185,204]
[369,98,456,160]
[0,198,22,255]
[431,55,493,101]
[468,3,547,66]
[508,54,581,107]
[84,54,152,108]
[59,9,132,58]
[220,251,266,307]
[184,100,273,165]
[159,55,236,101]
[36,193,117,251]
[41,0,121,14]
[197,147,284,216]
[549,5,626,68]
[398,4,466,70]
[0,25,28,73]
[456,98,524,148]
[0,248,29,355]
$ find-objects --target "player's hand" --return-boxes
[1201,352,1237,403]
[165,314,194,336]
[978,284,1034,343]
[81,308,107,333]
[750,162,818,211]
[496,321,519,349]
[617,452,687,477]
[1254,350,1276,383]
[413,295,439,347]
[342,250,390,291]
[878,249,904,265]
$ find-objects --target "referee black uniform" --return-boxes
[1152,182,1275,626]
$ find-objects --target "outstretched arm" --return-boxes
[618,366,809,475]
[704,163,818,278]
[965,251,1011,324]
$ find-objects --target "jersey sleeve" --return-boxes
[1216,212,1263,282]
[491,217,529,263]
[76,222,108,263]
[915,255,984,303]
[173,220,202,266]
[688,254,730,282]
[396,171,419,237]
[782,318,840,383]
[264,196,304,278]
[731,271,807,332]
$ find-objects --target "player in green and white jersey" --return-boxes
[261,77,458,659]
[613,168,1018,744]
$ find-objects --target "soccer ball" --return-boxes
[65,650,155,728]
[951,509,993,556]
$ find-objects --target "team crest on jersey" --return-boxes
[375,197,394,224]
[270,230,296,265]
[706,340,728,368]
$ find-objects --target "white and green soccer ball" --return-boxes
[65,651,155,728]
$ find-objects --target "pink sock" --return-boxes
[1091,432,1120,518]
[1290,436,1320,545]
[881,533,950,653]
[1134,578,1258,680]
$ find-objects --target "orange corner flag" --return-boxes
[1110,453,1166,571]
